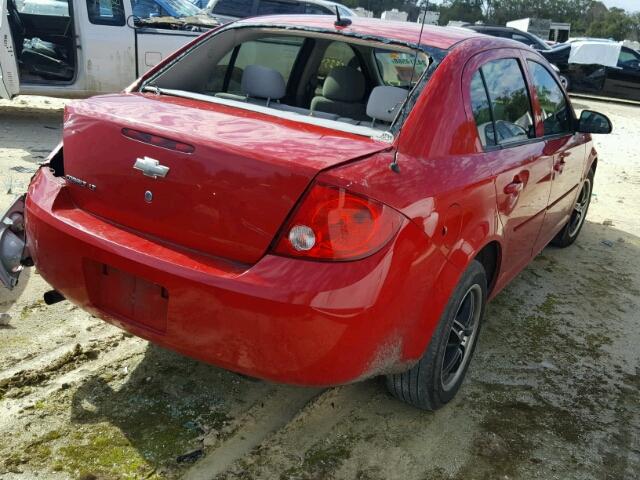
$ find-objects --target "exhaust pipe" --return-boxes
[44,290,66,305]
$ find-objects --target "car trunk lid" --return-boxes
[62,93,389,264]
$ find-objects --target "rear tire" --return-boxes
[551,169,594,248]
[385,260,487,410]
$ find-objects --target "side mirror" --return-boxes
[577,110,612,134]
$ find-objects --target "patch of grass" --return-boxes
[57,424,158,479]
[20,299,45,320]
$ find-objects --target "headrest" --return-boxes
[241,65,286,100]
[322,66,365,103]
[366,86,408,123]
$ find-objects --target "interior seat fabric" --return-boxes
[216,64,286,106]
[365,85,408,127]
[310,66,368,120]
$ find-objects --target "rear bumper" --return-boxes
[25,168,451,386]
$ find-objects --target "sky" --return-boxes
[601,0,639,11]
[426,0,638,13]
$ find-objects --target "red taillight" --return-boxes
[273,184,403,261]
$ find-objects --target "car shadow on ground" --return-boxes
[64,220,640,479]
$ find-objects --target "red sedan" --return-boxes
[0,16,612,410]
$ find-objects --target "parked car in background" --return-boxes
[206,0,354,24]
[544,41,640,101]
[131,0,202,19]
[463,25,569,88]
[0,0,217,99]
[465,24,551,51]
[1,16,612,410]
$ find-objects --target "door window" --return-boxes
[18,0,70,16]
[470,71,496,148]
[87,0,126,25]
[618,48,640,69]
[527,61,572,136]
[476,58,535,146]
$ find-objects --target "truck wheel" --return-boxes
[551,169,594,248]
[385,260,487,410]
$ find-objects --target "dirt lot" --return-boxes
[0,95,638,480]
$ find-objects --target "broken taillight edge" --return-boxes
[272,183,404,261]
[122,128,195,154]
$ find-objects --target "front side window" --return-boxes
[618,48,640,68]
[87,0,125,25]
[478,58,534,146]
[374,50,428,87]
[527,60,572,136]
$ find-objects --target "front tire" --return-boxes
[551,169,594,248]
[385,260,487,410]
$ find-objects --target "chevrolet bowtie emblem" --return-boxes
[133,157,169,179]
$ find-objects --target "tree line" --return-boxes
[340,0,640,42]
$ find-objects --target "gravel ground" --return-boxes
[0,95,638,480]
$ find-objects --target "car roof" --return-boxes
[234,15,485,50]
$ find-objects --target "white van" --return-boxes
[0,0,217,99]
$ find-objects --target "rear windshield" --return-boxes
[142,28,442,137]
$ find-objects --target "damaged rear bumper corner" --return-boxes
[0,194,30,289]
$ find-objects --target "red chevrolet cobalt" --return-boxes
[0,16,612,409]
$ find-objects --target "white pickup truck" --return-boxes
[0,0,217,99]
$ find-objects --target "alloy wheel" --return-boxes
[567,178,592,238]
[440,284,482,392]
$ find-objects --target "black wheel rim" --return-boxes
[440,284,482,392]
[567,178,592,238]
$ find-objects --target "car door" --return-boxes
[464,50,553,284]
[0,0,21,99]
[523,55,588,251]
[603,47,640,101]
[77,0,136,95]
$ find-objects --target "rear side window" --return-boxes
[19,0,70,16]
[212,0,253,16]
[86,0,125,25]
[470,71,496,148]
[527,61,572,136]
[475,58,535,146]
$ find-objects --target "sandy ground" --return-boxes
[0,95,638,480]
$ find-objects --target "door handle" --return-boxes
[504,180,524,195]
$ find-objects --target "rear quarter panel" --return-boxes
[319,39,508,360]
